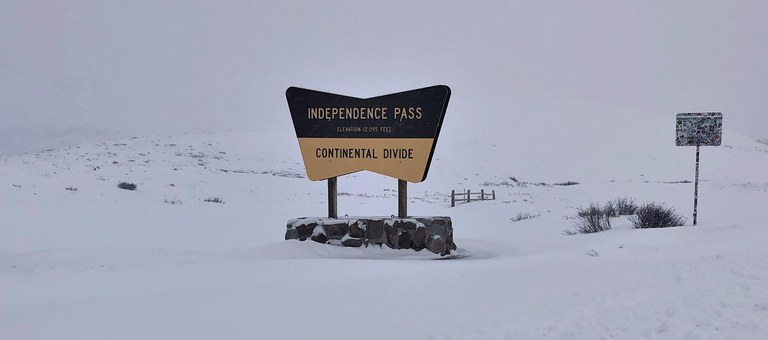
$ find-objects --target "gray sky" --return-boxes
[2,0,767,154]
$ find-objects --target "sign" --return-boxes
[675,112,723,226]
[676,112,723,146]
[286,85,451,183]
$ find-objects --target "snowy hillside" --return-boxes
[2,119,768,339]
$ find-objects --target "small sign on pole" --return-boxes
[675,112,722,225]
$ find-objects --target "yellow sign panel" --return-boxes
[297,138,434,182]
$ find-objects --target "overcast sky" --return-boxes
[1,0,767,154]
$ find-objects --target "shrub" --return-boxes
[565,203,611,235]
[628,203,686,229]
[65,186,78,192]
[118,182,137,191]
[603,201,618,218]
[510,212,540,222]
[204,197,224,204]
[613,196,638,215]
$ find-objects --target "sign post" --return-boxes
[328,177,337,219]
[676,112,722,225]
[693,144,700,225]
[398,179,407,218]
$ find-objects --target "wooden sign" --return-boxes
[676,112,723,146]
[286,85,451,183]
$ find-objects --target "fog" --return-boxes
[2,1,767,155]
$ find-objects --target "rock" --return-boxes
[349,220,366,238]
[385,223,399,249]
[311,233,328,244]
[324,222,348,240]
[296,222,317,240]
[398,231,412,249]
[427,235,446,255]
[411,227,426,250]
[384,224,400,249]
[285,228,298,240]
[342,238,364,247]
[393,220,417,229]
[426,218,449,235]
[446,231,456,251]
[366,219,384,241]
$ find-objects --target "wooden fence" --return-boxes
[451,189,495,207]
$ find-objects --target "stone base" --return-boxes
[285,216,456,256]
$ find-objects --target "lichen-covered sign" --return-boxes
[286,85,451,183]
[676,112,723,146]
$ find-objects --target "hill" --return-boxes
[1,121,767,339]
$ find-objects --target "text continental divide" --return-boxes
[315,148,414,159]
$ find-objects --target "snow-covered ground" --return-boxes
[2,112,768,339]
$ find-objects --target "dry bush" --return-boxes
[117,182,137,191]
[628,203,686,229]
[565,204,612,235]
[613,196,638,215]
[511,212,540,222]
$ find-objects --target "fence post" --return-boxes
[492,190,496,200]
[451,190,455,207]
[466,189,470,203]
[481,189,485,201]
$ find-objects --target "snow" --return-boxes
[3,1,768,337]
[1,117,768,339]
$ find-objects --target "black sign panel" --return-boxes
[287,86,450,138]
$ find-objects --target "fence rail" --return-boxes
[451,189,495,207]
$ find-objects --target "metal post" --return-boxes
[398,179,407,218]
[451,190,455,207]
[328,177,337,219]
[693,144,700,225]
